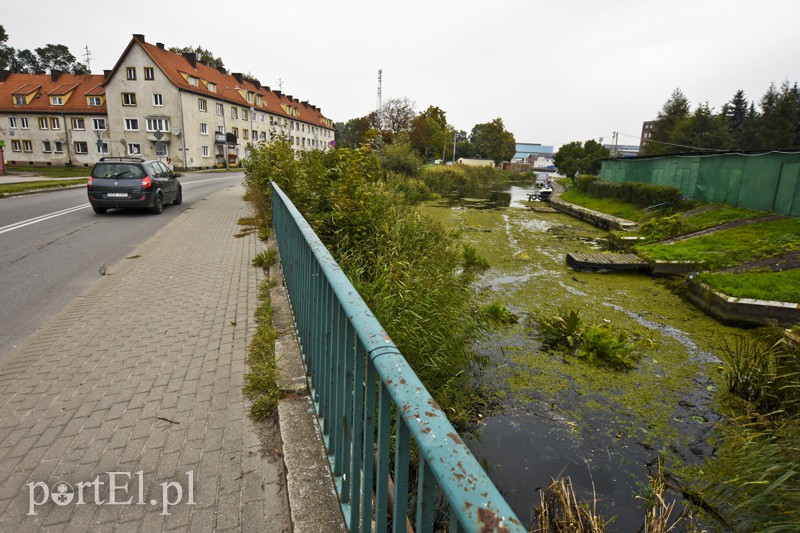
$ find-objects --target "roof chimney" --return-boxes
[50,70,62,82]
[182,52,197,68]
[133,34,145,42]
[232,72,244,84]
[253,80,261,89]
[0,70,10,82]
[156,42,165,50]
[274,90,282,98]
[103,70,112,79]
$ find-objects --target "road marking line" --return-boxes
[0,204,91,235]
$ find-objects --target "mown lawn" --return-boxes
[635,218,800,270]
[697,269,800,304]
[0,179,88,196]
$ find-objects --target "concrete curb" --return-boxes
[266,236,347,533]
[686,279,800,327]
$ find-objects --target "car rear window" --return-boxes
[92,163,145,179]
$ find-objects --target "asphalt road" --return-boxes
[0,171,246,358]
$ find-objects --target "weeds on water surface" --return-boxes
[481,302,518,326]
[244,279,280,419]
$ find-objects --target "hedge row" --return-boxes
[574,175,683,208]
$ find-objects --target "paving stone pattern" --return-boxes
[0,185,290,532]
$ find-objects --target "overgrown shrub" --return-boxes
[243,140,491,428]
[637,214,685,242]
[379,141,424,177]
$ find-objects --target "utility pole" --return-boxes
[376,69,382,132]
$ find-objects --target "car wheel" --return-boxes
[173,186,182,205]
[151,192,164,214]
[92,205,107,214]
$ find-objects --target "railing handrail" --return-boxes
[271,182,523,532]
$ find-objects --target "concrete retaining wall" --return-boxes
[686,280,800,327]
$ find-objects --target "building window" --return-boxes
[51,96,64,105]
[231,107,238,119]
[124,118,139,131]
[144,67,154,80]
[216,103,223,115]
[74,141,88,154]
[252,130,257,141]
[126,67,136,80]
[20,117,29,129]
[246,92,254,103]
[23,140,32,152]
[153,94,163,106]
[198,98,207,112]
[188,76,198,87]
[200,123,208,135]
[232,127,238,139]
[14,95,27,105]
[9,117,17,128]
[201,146,210,157]
[72,117,85,130]
[53,141,63,153]
[146,118,169,132]
[217,125,224,134]
[243,129,248,140]
[127,143,141,156]
[242,109,249,121]
[256,95,263,106]
[42,141,51,153]
[88,96,102,106]
[260,131,266,141]
[96,141,109,154]
[50,117,60,130]
[208,82,216,93]
[93,118,106,130]
[11,140,21,152]
[38,118,48,130]
[122,93,137,106]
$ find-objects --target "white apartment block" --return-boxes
[0,34,335,169]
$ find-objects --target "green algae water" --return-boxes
[423,183,745,531]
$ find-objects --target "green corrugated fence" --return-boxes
[600,151,800,216]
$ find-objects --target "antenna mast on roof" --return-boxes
[278,78,284,92]
[376,69,382,131]
[83,44,92,73]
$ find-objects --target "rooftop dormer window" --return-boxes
[51,96,64,106]
[14,95,26,105]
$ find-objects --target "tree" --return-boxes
[409,105,450,160]
[643,88,691,155]
[169,45,226,71]
[671,102,733,152]
[376,97,416,141]
[470,118,516,164]
[554,140,610,179]
[755,81,799,149]
[0,24,13,71]
[336,116,374,149]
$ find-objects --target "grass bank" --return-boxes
[5,165,92,177]
[0,178,87,196]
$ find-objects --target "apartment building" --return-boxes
[0,71,108,167]
[0,34,335,169]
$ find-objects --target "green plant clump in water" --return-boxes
[481,302,518,326]
[538,309,584,351]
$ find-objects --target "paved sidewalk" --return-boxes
[0,185,290,531]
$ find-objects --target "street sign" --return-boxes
[155,141,166,155]
[153,130,164,141]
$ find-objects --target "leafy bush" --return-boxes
[481,302,518,325]
[637,214,685,242]
[574,175,683,209]
[379,141,424,177]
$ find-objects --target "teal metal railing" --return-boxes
[271,182,523,533]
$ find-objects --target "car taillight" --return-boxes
[87,177,93,187]
[142,176,152,189]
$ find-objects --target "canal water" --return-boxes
[423,182,743,531]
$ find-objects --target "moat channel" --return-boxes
[422,182,745,531]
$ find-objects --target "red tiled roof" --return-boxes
[107,36,333,130]
[0,72,107,114]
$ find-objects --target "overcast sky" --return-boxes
[4,0,799,148]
